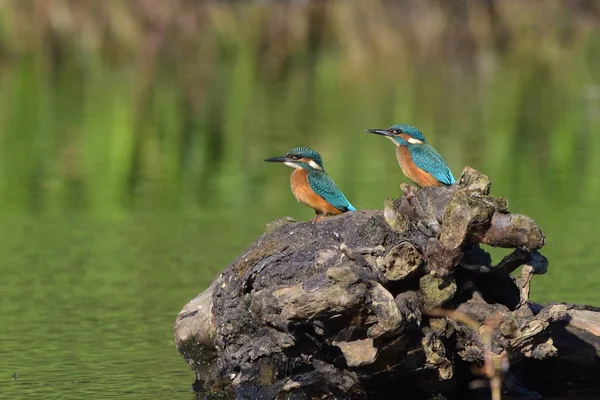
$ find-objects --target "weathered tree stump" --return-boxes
[174,167,600,399]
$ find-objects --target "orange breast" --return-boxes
[395,146,442,187]
[290,169,343,216]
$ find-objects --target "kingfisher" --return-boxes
[265,146,356,221]
[366,124,455,187]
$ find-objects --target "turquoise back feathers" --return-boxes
[410,143,456,185]
[307,169,356,212]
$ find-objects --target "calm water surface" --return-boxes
[1,2,600,399]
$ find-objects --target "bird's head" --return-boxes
[366,124,426,147]
[264,146,324,171]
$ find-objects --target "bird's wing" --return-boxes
[307,171,356,212]
[410,144,456,185]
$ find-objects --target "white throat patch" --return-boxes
[387,137,400,146]
[284,162,302,169]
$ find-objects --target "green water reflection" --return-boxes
[1,1,600,399]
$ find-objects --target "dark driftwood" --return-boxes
[174,167,600,399]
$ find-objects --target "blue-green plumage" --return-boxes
[409,143,455,185]
[389,124,425,142]
[288,147,323,168]
[306,169,356,212]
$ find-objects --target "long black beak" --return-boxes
[366,129,393,137]
[264,156,291,163]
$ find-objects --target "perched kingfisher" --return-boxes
[366,124,455,187]
[265,146,356,221]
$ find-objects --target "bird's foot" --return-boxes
[311,215,326,223]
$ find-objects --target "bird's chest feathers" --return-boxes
[395,146,418,179]
[290,169,315,204]
[395,146,441,187]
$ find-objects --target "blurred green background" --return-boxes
[1,0,599,398]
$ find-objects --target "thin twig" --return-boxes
[424,308,508,400]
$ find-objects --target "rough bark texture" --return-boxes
[174,167,600,399]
